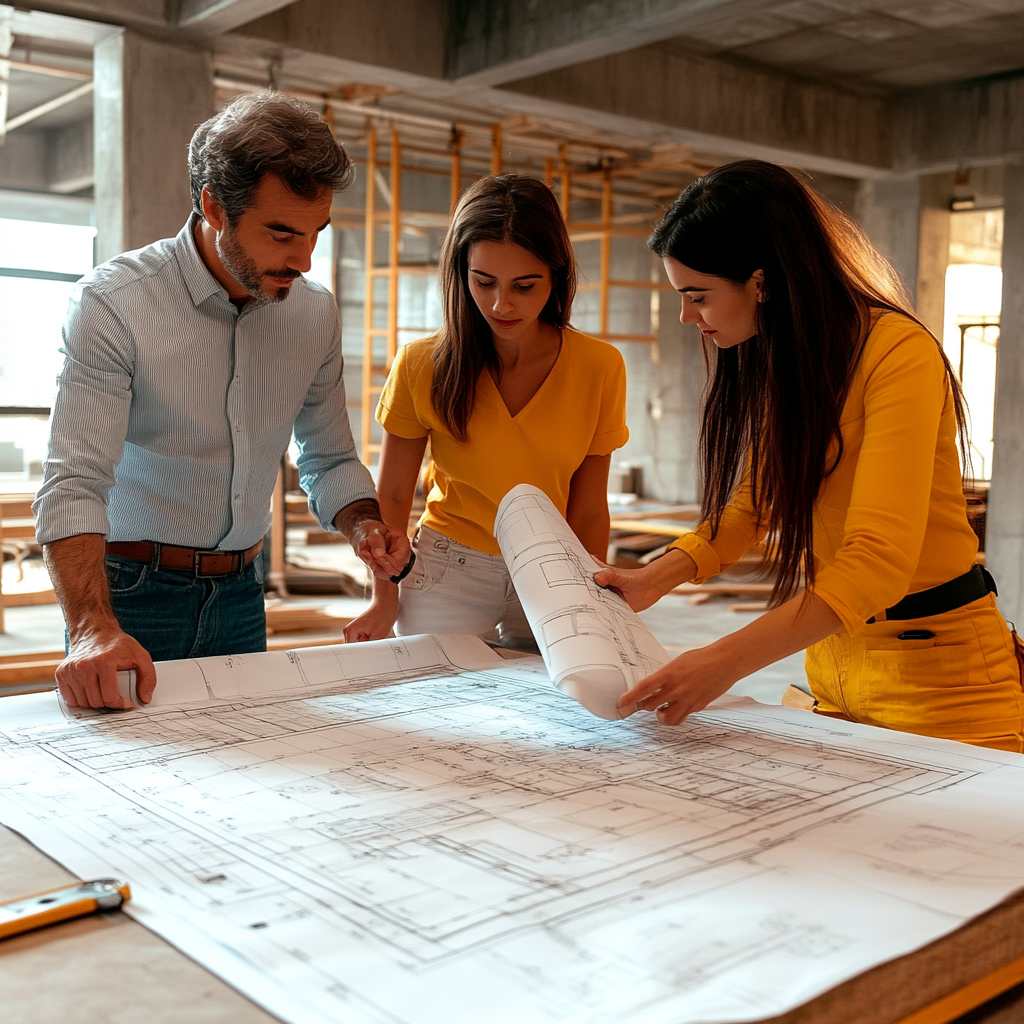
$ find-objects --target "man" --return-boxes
[34,92,411,711]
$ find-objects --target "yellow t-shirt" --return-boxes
[376,327,629,554]
[669,312,979,634]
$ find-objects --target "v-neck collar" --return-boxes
[486,329,567,421]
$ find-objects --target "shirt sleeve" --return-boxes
[668,466,768,583]
[811,325,947,634]
[32,286,134,545]
[293,315,378,532]
[588,348,630,455]
[376,343,429,439]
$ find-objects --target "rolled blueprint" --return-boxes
[495,484,670,719]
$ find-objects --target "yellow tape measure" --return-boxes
[0,879,132,940]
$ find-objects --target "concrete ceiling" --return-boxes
[2,0,1023,200]
[657,0,1024,92]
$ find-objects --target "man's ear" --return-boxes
[200,185,226,232]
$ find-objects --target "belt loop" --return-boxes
[149,541,162,571]
[980,565,998,597]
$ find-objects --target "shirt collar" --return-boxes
[175,213,231,307]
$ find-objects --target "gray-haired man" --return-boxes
[35,92,410,711]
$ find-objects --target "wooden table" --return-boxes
[3,826,1022,1024]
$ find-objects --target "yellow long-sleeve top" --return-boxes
[668,312,979,635]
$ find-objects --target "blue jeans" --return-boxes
[95,553,268,661]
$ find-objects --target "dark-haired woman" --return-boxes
[344,175,628,645]
[596,160,1024,752]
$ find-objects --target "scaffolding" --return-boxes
[212,73,705,465]
[347,123,687,461]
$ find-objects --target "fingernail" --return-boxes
[617,702,635,716]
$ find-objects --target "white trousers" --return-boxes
[395,526,536,650]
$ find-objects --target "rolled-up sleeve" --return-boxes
[33,287,134,544]
[668,467,768,583]
[293,317,377,531]
[812,327,946,634]
[588,349,629,456]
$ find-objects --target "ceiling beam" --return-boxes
[9,1,166,32]
[489,44,892,176]
[229,0,890,178]
[893,73,1024,175]
[446,0,773,87]
[173,0,301,34]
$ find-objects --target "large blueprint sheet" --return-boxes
[2,633,1024,1024]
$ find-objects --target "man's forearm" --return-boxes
[333,498,383,538]
[43,534,119,643]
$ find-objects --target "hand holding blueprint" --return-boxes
[495,484,669,719]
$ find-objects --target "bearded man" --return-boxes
[34,92,410,710]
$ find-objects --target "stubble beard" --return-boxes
[217,225,290,305]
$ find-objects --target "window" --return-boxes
[943,263,1002,481]
[0,217,96,480]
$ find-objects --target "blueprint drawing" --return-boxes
[3,634,1024,1024]
[495,484,668,718]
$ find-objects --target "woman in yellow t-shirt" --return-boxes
[344,175,628,646]
[597,160,1024,752]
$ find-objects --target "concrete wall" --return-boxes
[0,129,48,191]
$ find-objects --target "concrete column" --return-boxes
[93,30,214,263]
[857,175,922,303]
[856,172,952,335]
[915,173,953,337]
[986,161,1024,624]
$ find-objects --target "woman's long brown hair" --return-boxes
[648,160,970,605]
[433,175,576,440]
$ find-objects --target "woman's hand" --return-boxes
[593,548,698,612]
[344,589,400,643]
[617,645,737,725]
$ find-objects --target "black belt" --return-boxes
[869,564,996,623]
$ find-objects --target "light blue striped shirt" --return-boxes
[34,216,376,550]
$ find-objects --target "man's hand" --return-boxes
[57,628,157,710]
[350,520,412,580]
[616,645,735,725]
[334,499,412,580]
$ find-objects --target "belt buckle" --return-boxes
[194,550,240,578]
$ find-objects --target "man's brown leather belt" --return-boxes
[106,539,263,578]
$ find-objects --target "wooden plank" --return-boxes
[0,649,63,665]
[781,684,816,711]
[0,521,36,540]
[0,658,59,684]
[0,589,56,608]
[675,581,775,596]
[894,952,1024,1024]
[265,604,351,636]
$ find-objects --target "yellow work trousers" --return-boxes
[805,594,1024,753]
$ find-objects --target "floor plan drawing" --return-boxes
[3,640,1024,1024]
[495,484,669,718]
